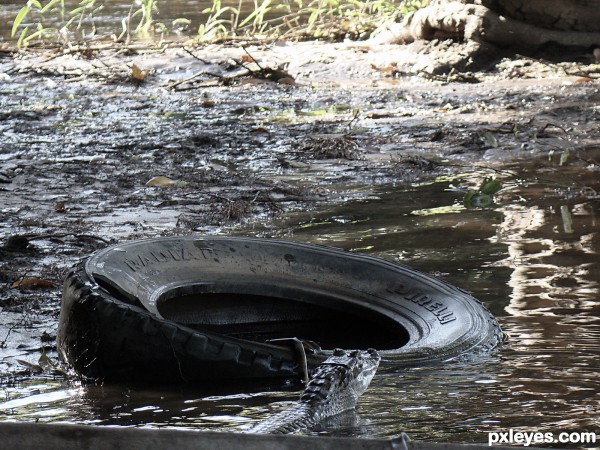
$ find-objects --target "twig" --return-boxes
[526,55,567,75]
[182,47,211,64]
[539,122,568,135]
[5,232,111,246]
[346,109,360,130]
[205,192,235,203]
[166,69,228,89]
[0,323,20,349]
[241,46,265,71]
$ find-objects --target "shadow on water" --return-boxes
[1,152,599,445]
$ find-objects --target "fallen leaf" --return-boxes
[251,127,270,134]
[16,359,43,373]
[365,110,395,119]
[372,63,397,75]
[39,351,59,371]
[146,175,176,187]
[146,176,186,188]
[132,63,149,81]
[11,277,57,290]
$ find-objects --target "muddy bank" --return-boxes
[1,41,599,382]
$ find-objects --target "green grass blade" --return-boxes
[41,0,62,14]
[16,25,30,45]
[11,6,30,37]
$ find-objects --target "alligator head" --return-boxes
[248,348,381,434]
[301,348,381,412]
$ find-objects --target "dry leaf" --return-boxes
[365,110,394,119]
[132,63,149,82]
[39,351,59,371]
[146,175,176,187]
[11,277,57,290]
[372,63,397,75]
[146,176,186,188]
[16,359,43,373]
[251,127,270,135]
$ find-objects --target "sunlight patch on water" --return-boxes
[249,154,600,441]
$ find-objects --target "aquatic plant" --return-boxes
[198,0,429,41]
[11,0,164,45]
[132,0,158,36]
[463,177,503,208]
[12,0,103,45]
[10,0,428,46]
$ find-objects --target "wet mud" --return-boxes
[1,42,599,402]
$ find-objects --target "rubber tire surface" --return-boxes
[58,236,502,382]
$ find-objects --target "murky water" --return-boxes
[2,6,600,442]
[1,150,599,445]
[257,156,600,443]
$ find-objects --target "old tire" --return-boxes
[57,236,502,382]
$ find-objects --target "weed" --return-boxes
[463,177,503,208]
[132,0,158,36]
[11,0,160,46]
[210,0,422,41]
[11,0,428,46]
[12,0,103,46]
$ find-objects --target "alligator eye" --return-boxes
[333,348,345,356]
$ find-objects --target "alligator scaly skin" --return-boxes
[248,348,380,434]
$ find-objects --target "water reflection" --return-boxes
[1,155,599,444]
[256,155,600,442]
